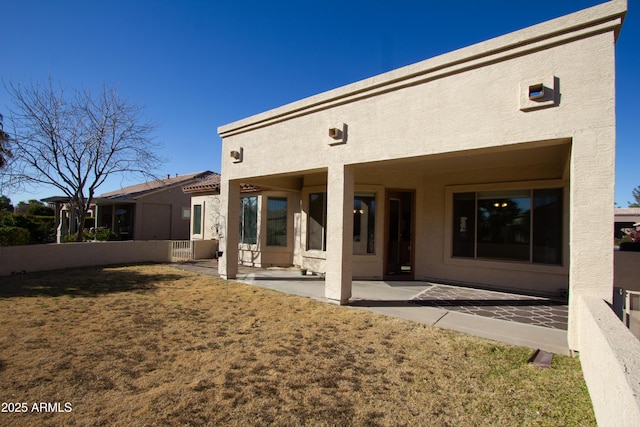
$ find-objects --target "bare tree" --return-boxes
[0,113,11,168]
[2,79,164,241]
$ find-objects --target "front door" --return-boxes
[384,190,414,280]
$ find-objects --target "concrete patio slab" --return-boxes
[434,310,569,355]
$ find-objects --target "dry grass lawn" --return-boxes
[0,264,594,426]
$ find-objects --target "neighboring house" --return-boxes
[46,171,215,242]
[94,171,215,241]
[615,207,640,239]
[216,0,627,356]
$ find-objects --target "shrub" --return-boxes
[0,212,54,245]
[24,215,55,243]
[0,226,31,246]
[86,227,119,241]
[64,227,119,242]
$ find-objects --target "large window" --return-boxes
[453,188,562,264]
[192,204,202,235]
[354,193,376,254]
[266,197,287,246]
[239,196,258,244]
[308,192,327,251]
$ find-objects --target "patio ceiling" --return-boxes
[351,139,570,176]
[232,139,570,191]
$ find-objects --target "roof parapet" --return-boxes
[218,0,626,138]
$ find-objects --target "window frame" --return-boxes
[445,181,567,273]
[266,196,288,247]
[307,191,327,251]
[192,204,203,236]
[239,196,258,245]
[353,192,376,255]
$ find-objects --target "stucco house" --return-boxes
[48,171,213,243]
[217,0,626,357]
[47,171,216,242]
[615,207,640,240]
[93,171,215,241]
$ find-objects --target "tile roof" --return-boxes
[98,171,215,200]
[182,173,221,194]
[182,174,261,194]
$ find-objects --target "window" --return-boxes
[308,192,327,251]
[266,197,287,246]
[239,196,258,244]
[477,190,531,261]
[192,204,202,235]
[354,193,376,254]
[452,188,562,264]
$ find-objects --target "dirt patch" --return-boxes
[0,264,595,426]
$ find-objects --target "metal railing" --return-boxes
[171,240,194,262]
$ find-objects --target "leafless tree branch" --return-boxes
[1,79,164,241]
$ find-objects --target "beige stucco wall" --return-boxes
[220,33,618,181]
[218,1,625,348]
[193,239,218,259]
[189,194,223,241]
[578,294,640,426]
[136,186,192,240]
[0,241,172,276]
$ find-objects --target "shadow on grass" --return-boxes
[0,264,184,298]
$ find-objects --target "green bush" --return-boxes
[64,227,119,242]
[25,215,55,243]
[0,226,31,246]
[86,227,119,241]
[0,212,54,244]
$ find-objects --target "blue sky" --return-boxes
[1,0,638,206]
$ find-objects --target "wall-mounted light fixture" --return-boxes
[230,147,243,163]
[328,123,347,145]
[528,83,545,100]
[519,76,559,111]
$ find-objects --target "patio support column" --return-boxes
[219,178,239,280]
[568,127,616,350]
[325,163,354,304]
